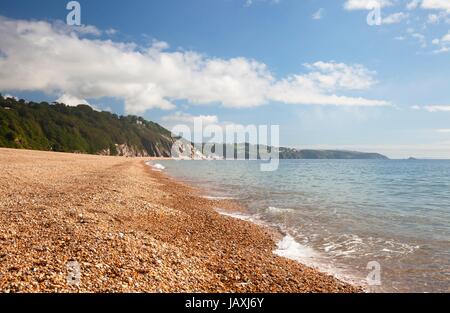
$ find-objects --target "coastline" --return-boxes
[148,160,367,291]
[0,148,360,292]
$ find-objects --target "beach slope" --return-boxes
[0,148,359,292]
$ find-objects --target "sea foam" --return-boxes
[152,163,165,170]
[204,195,235,200]
[273,235,318,260]
[144,161,166,171]
[267,206,294,214]
[215,208,255,222]
[215,207,362,289]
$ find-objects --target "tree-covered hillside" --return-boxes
[0,95,174,157]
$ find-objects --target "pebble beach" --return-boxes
[0,148,360,293]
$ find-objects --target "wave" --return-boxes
[152,163,165,170]
[274,235,318,260]
[267,206,294,214]
[215,208,256,222]
[145,161,166,171]
[322,234,419,258]
[214,207,364,289]
[204,195,236,200]
[274,234,366,290]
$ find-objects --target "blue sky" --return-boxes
[1,0,450,158]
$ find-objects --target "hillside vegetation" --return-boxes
[278,147,388,160]
[0,95,173,156]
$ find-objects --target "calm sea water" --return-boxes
[154,159,450,292]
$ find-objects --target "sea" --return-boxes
[151,159,450,293]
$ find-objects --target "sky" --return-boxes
[0,0,450,158]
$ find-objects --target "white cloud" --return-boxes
[442,31,450,41]
[3,93,18,100]
[427,13,440,23]
[244,0,280,7]
[56,94,90,107]
[303,61,378,90]
[406,0,421,10]
[160,112,252,144]
[412,32,427,47]
[433,46,450,53]
[425,105,450,112]
[55,93,108,111]
[312,8,325,20]
[421,0,450,12]
[105,28,117,35]
[344,0,393,10]
[267,61,388,107]
[342,1,449,54]
[431,30,450,53]
[0,16,388,114]
[402,27,430,48]
[426,11,450,24]
[382,12,409,24]
[50,20,104,36]
[413,104,450,111]
[343,2,409,25]
[161,111,219,125]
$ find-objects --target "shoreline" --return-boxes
[147,160,367,291]
[0,148,360,292]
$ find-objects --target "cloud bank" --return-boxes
[344,0,394,10]
[0,16,388,114]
